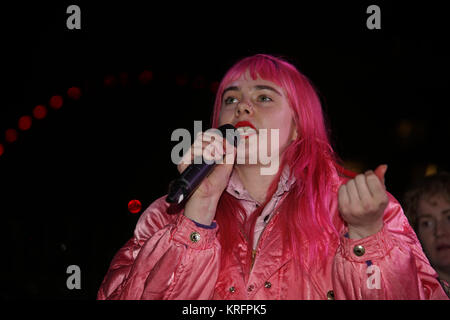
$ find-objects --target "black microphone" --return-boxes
[166,124,239,204]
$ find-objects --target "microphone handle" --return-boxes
[166,124,238,204]
[166,160,215,204]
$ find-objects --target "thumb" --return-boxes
[374,164,388,187]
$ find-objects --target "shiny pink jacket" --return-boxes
[97,169,449,300]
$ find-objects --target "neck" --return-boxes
[235,164,279,204]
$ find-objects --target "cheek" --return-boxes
[281,124,294,142]
[264,121,293,154]
[218,108,234,126]
[418,231,435,252]
[272,115,295,144]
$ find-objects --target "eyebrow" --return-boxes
[222,85,282,99]
[417,214,433,219]
[418,208,450,218]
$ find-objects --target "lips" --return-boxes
[234,121,257,131]
[234,121,257,139]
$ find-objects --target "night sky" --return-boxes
[0,1,449,299]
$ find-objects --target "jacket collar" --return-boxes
[226,165,296,202]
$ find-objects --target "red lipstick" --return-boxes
[234,121,257,131]
[234,121,257,140]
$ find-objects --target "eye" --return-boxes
[445,213,450,223]
[257,95,273,102]
[419,218,435,230]
[224,96,239,105]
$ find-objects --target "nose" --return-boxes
[235,100,254,117]
[434,219,449,238]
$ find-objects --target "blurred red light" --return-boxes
[18,115,32,131]
[5,128,18,143]
[0,144,4,157]
[139,70,153,85]
[33,105,47,119]
[128,199,142,214]
[67,86,82,100]
[49,95,63,109]
[104,75,117,87]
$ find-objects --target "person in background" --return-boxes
[403,171,450,297]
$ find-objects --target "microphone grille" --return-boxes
[218,124,240,147]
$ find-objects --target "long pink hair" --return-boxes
[211,54,354,277]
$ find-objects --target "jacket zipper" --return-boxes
[249,195,285,272]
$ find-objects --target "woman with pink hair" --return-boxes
[97,54,448,299]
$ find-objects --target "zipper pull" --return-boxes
[251,249,257,269]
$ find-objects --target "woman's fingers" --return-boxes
[338,164,389,238]
[345,179,360,204]
[343,174,374,215]
[338,184,350,212]
[177,131,235,174]
[373,164,387,189]
[355,172,373,203]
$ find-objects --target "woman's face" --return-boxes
[417,193,450,272]
[217,72,297,167]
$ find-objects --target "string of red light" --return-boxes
[0,70,219,214]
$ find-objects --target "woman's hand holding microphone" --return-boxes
[178,130,237,226]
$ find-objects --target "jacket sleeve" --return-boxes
[332,192,449,300]
[97,196,221,300]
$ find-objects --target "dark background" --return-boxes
[0,1,448,299]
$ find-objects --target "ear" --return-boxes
[290,120,298,141]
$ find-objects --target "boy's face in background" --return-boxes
[417,193,450,272]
